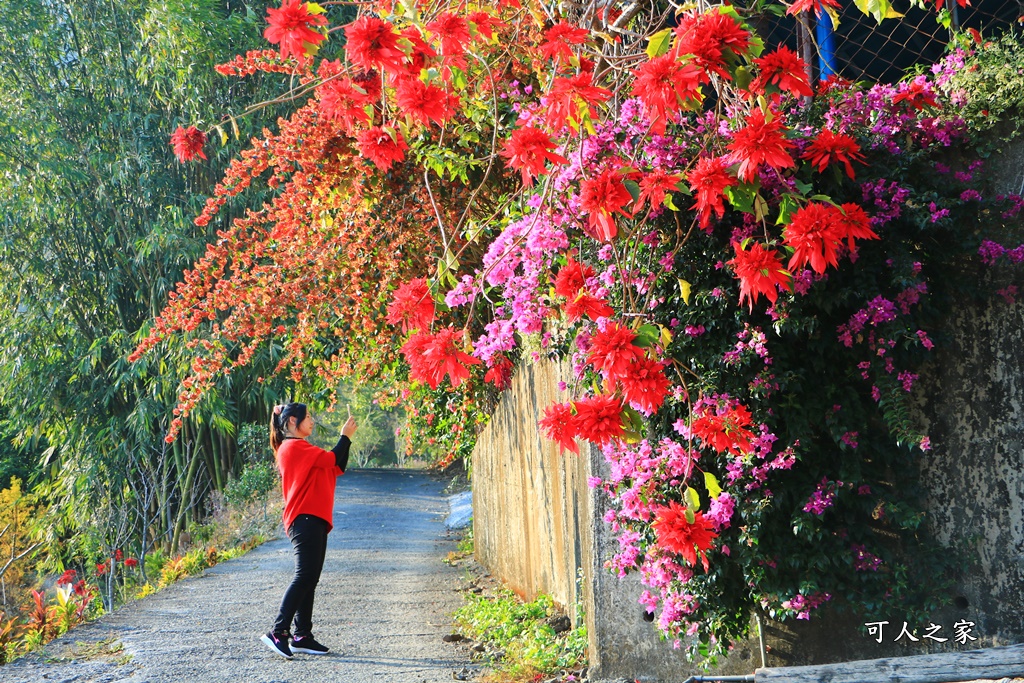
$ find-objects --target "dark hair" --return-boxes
[270,402,307,451]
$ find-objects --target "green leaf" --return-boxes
[776,194,801,225]
[623,179,641,203]
[704,472,722,499]
[635,324,660,348]
[724,184,757,214]
[685,486,701,512]
[646,28,673,59]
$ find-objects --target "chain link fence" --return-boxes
[753,0,1023,83]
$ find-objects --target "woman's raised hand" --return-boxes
[342,416,358,438]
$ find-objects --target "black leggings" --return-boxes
[273,514,329,637]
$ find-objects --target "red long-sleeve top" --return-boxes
[276,437,348,532]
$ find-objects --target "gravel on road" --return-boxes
[4,469,477,683]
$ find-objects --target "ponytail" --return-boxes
[270,402,307,452]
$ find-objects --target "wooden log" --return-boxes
[755,643,1024,683]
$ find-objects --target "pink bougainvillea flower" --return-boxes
[545,72,612,131]
[630,55,705,135]
[395,78,457,126]
[386,278,435,332]
[539,401,581,454]
[728,109,796,183]
[588,322,646,379]
[573,394,625,445]
[539,21,590,63]
[579,167,633,241]
[264,0,328,64]
[344,16,406,72]
[802,129,866,179]
[500,126,569,186]
[653,502,718,570]
[784,202,844,274]
[727,241,792,309]
[750,46,814,98]
[356,127,409,171]
[169,126,207,163]
[687,155,737,229]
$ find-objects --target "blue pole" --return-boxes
[816,12,837,79]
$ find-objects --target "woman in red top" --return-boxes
[261,402,357,660]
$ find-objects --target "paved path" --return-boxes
[4,469,475,683]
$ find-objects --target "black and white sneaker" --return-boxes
[291,635,330,655]
[261,631,294,659]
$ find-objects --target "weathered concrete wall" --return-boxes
[472,360,592,617]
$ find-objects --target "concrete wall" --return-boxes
[472,360,591,618]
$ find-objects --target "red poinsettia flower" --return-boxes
[579,168,633,241]
[573,394,625,445]
[631,55,705,135]
[539,22,590,63]
[425,12,471,58]
[484,355,514,390]
[690,403,755,455]
[401,327,481,389]
[653,503,718,569]
[395,78,457,126]
[834,203,879,251]
[588,322,646,380]
[784,202,846,274]
[398,26,438,77]
[353,70,383,101]
[802,129,865,179]
[785,0,842,16]
[356,127,409,171]
[468,12,504,41]
[727,241,792,309]
[728,109,796,183]
[634,169,683,216]
[344,16,406,73]
[545,72,612,131]
[124,557,139,569]
[264,0,328,64]
[687,155,738,230]
[750,46,813,98]
[673,9,751,79]
[554,257,594,299]
[169,126,207,163]
[892,80,940,110]
[539,401,581,454]
[500,126,569,186]
[619,357,670,414]
[564,294,614,322]
[318,77,372,131]
[386,278,435,332]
